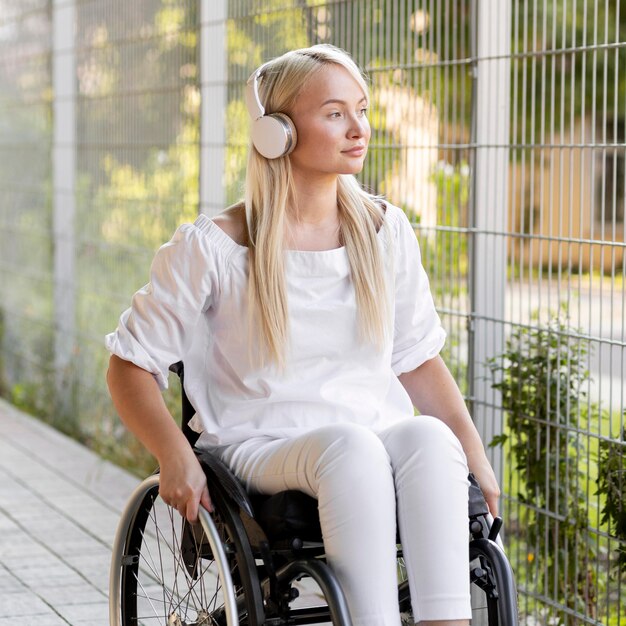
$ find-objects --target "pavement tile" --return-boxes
[22,519,101,547]
[0,569,26,593]
[0,590,54,617]
[0,616,69,626]
[63,554,112,591]
[0,408,136,510]
[47,540,108,559]
[45,491,104,510]
[0,523,30,546]
[0,516,19,532]
[56,601,109,623]
[35,584,107,606]
[0,540,54,563]
[0,400,140,622]
[6,501,53,522]
[11,563,88,588]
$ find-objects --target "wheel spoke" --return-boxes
[134,573,163,620]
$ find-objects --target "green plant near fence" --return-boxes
[488,313,597,621]
[489,311,626,624]
[597,426,626,573]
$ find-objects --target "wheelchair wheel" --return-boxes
[109,475,261,626]
[397,538,518,626]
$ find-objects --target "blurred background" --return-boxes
[0,1,624,624]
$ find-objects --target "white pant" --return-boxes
[216,417,471,626]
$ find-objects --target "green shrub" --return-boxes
[597,426,626,572]
[488,313,597,620]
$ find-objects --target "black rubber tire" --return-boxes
[468,538,519,626]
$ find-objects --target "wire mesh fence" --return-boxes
[0,1,623,624]
[503,3,625,623]
[0,0,54,426]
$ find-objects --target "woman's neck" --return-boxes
[290,171,339,224]
[286,172,342,250]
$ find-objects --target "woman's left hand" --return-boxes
[467,452,501,517]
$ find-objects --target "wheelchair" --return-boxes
[109,363,518,626]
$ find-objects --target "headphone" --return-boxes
[245,63,298,159]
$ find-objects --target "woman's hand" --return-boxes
[158,447,213,523]
[467,451,501,517]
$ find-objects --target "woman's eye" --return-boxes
[329,111,342,118]
[359,107,368,116]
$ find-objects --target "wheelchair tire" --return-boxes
[468,538,518,626]
[397,538,518,626]
[109,474,261,626]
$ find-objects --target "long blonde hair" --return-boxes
[245,44,388,366]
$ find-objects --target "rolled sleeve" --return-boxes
[391,211,446,376]
[105,222,217,389]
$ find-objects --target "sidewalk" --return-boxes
[0,399,140,625]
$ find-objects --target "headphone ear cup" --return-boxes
[251,112,297,159]
[271,113,297,155]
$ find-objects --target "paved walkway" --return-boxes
[0,399,140,625]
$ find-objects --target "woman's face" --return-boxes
[287,64,371,180]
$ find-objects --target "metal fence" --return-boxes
[503,3,625,623]
[0,1,623,624]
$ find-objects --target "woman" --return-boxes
[106,44,499,626]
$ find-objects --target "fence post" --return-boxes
[469,0,511,487]
[52,0,76,411]
[200,0,227,217]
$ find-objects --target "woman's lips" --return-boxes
[342,145,366,156]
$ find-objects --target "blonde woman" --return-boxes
[106,44,499,626]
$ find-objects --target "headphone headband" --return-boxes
[245,63,270,120]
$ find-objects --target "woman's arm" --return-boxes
[106,354,212,522]
[398,354,501,516]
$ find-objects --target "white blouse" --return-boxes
[105,202,446,447]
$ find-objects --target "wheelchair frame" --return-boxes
[109,363,518,625]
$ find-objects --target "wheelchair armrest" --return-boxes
[195,448,255,518]
[468,472,490,518]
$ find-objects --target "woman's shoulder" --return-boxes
[178,202,248,261]
[210,202,249,248]
[379,200,405,223]
[377,200,410,238]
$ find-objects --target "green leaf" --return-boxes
[489,433,509,448]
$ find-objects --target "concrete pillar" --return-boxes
[469,0,512,486]
[199,0,227,216]
[52,0,76,406]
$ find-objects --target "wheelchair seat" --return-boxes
[196,447,491,547]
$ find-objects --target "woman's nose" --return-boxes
[347,115,368,138]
